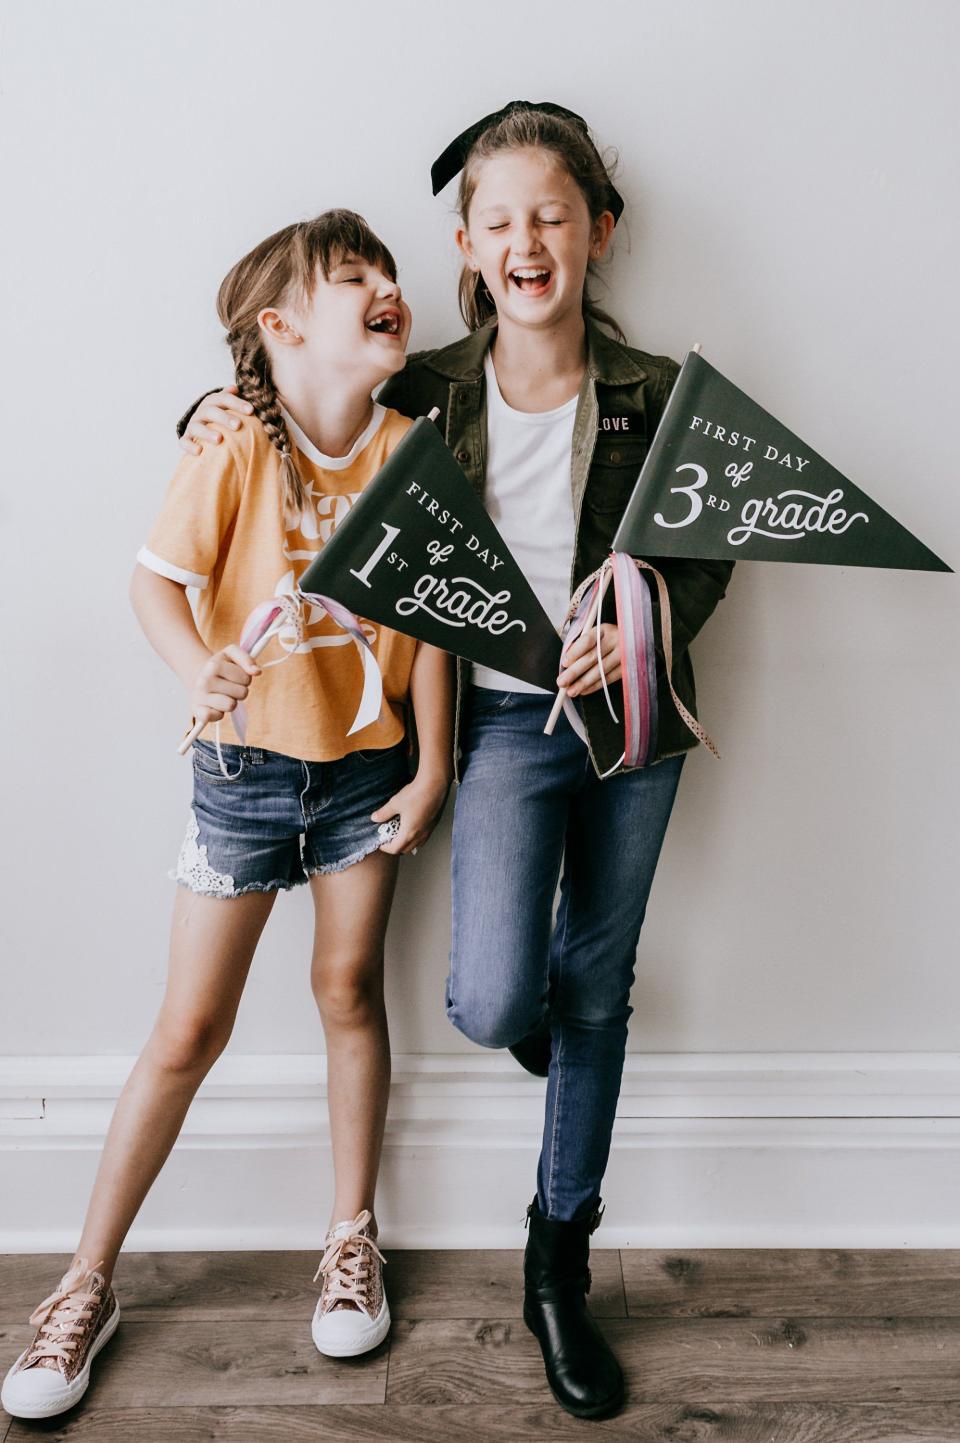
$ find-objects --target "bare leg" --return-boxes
[309,851,398,1234]
[72,886,277,1282]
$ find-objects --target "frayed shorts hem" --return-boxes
[167,831,390,898]
[304,834,392,878]
[168,869,306,900]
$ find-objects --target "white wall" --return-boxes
[2,0,958,1243]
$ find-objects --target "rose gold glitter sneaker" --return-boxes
[311,1209,389,1357]
[2,1258,120,1419]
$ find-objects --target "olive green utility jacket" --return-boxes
[379,321,734,780]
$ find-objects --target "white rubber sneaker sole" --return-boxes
[311,1294,390,1358]
[1,1300,120,1420]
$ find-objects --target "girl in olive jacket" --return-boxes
[182,103,732,1423]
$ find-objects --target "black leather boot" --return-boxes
[508,1016,551,1077]
[523,1196,624,1418]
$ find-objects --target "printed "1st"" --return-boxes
[350,523,408,585]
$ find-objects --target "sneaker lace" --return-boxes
[26,1257,105,1364]
[312,1210,386,1311]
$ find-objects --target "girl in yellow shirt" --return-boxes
[2,211,453,1422]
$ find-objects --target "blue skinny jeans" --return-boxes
[447,686,684,1222]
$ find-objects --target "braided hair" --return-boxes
[228,331,303,523]
[216,211,398,525]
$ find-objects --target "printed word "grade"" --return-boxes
[395,574,526,635]
[728,487,869,546]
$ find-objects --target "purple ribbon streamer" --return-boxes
[229,590,383,744]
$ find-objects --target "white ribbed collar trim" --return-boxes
[280,402,386,470]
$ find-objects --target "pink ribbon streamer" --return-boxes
[229,588,383,746]
[611,551,657,768]
[560,552,718,775]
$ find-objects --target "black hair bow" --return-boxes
[430,99,624,223]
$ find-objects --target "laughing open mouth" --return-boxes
[509,268,552,292]
[366,310,401,334]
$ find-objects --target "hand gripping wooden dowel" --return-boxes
[543,586,601,736]
[175,623,282,756]
[543,565,612,737]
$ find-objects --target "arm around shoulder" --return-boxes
[176,386,254,454]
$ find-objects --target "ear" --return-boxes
[455,226,480,272]
[590,210,616,261]
[257,308,303,345]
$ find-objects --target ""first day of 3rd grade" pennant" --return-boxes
[614,350,951,573]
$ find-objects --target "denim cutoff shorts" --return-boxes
[172,738,409,899]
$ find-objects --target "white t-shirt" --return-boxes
[472,352,578,694]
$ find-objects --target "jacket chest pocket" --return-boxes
[586,437,649,515]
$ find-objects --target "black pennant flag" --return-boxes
[299,417,563,687]
[613,351,951,572]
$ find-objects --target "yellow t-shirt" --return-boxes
[138,403,417,762]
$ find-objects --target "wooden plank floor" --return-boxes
[4,1250,960,1440]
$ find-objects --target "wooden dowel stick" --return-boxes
[543,686,568,737]
[543,586,604,737]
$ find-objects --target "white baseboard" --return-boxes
[3,1052,960,1250]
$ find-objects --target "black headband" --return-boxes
[430,99,624,224]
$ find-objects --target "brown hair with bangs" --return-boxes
[456,108,624,340]
[217,209,397,521]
